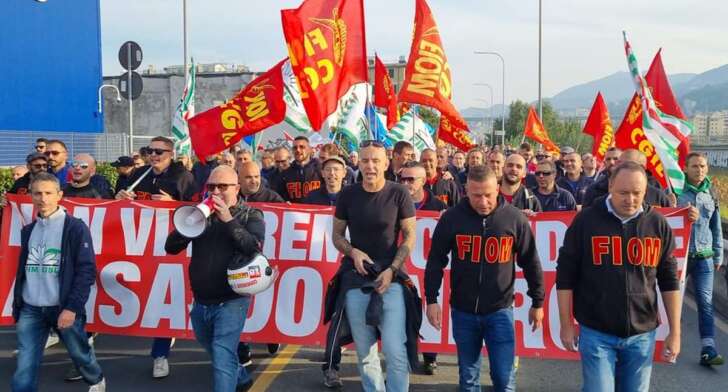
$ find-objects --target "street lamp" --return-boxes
[97,84,122,114]
[474,51,506,146]
[474,99,490,145]
[473,83,494,143]
[538,0,543,120]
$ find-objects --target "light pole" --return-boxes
[538,0,543,120]
[473,83,494,144]
[474,99,490,145]
[97,84,122,114]
[474,51,506,146]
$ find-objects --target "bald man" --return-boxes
[238,161,285,203]
[62,154,112,199]
[582,149,671,208]
[421,149,460,207]
[500,154,541,212]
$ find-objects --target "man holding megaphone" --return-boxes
[165,165,269,392]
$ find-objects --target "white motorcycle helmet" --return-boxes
[227,253,275,296]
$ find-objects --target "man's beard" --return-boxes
[503,175,520,186]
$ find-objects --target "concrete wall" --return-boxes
[100,72,256,137]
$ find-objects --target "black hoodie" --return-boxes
[555,196,679,337]
[126,162,197,201]
[582,172,671,208]
[425,197,545,315]
[275,158,322,203]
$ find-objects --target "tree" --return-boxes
[504,100,593,153]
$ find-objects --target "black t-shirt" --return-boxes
[335,181,415,266]
[63,183,105,199]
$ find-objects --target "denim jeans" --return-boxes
[345,282,409,392]
[190,296,252,392]
[451,307,516,392]
[579,325,656,392]
[12,305,103,392]
[151,337,173,358]
[687,257,716,346]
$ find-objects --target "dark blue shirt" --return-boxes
[533,185,577,212]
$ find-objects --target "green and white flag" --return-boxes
[388,108,436,153]
[172,59,196,157]
[623,32,693,194]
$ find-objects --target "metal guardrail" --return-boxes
[0,131,155,166]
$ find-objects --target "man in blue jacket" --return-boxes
[678,152,725,366]
[11,172,106,392]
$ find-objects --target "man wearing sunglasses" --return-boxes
[532,160,576,212]
[34,138,48,153]
[421,149,460,207]
[275,136,322,203]
[45,140,72,187]
[327,140,419,391]
[166,165,266,392]
[1,153,52,215]
[115,136,196,378]
[63,154,113,200]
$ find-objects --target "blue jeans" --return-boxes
[190,296,252,392]
[687,257,716,346]
[451,307,516,392]
[151,337,172,358]
[579,325,656,392]
[12,305,103,392]
[345,283,409,392]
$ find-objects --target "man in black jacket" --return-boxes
[239,162,285,203]
[166,165,265,392]
[556,151,594,207]
[500,154,542,213]
[115,136,196,377]
[275,136,322,202]
[303,156,347,206]
[63,154,113,199]
[111,156,136,195]
[556,161,682,392]
[421,149,460,207]
[425,165,544,391]
[532,160,577,212]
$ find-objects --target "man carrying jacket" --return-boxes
[556,161,682,392]
[425,165,545,392]
[165,166,265,391]
[12,173,106,391]
[677,152,724,366]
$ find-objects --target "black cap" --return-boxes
[26,152,48,163]
[111,156,135,167]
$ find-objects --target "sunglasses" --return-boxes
[31,163,48,170]
[535,171,553,177]
[206,183,237,192]
[359,140,384,148]
[34,145,45,150]
[147,148,171,156]
[44,150,63,156]
[72,161,90,169]
[398,177,419,184]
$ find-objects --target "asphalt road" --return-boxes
[1,295,727,391]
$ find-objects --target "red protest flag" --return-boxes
[615,49,689,187]
[281,0,368,131]
[438,116,474,152]
[398,0,468,131]
[524,106,560,154]
[582,92,614,162]
[188,60,287,161]
[373,55,398,129]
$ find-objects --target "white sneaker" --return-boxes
[45,333,60,349]
[153,357,169,378]
[88,378,106,392]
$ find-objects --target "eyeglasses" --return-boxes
[147,148,171,156]
[206,183,237,192]
[72,161,90,169]
[44,150,63,157]
[535,171,553,177]
[359,140,384,148]
[398,177,419,184]
[31,163,48,170]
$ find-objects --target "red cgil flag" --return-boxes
[524,106,560,154]
[438,116,474,152]
[615,49,689,187]
[398,0,470,143]
[281,0,368,131]
[582,92,614,162]
[373,55,398,130]
[188,60,287,162]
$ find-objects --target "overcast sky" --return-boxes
[100,0,728,109]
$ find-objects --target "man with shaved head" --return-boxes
[62,153,112,199]
[238,161,284,203]
[582,149,671,208]
[420,149,460,207]
[500,153,541,212]
[166,165,266,391]
[487,150,505,183]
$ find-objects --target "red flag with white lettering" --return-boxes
[188,60,286,162]
[582,92,614,162]
[281,0,368,131]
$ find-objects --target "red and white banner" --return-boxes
[0,195,690,360]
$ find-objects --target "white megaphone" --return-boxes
[173,197,215,238]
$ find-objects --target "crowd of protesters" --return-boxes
[1,135,727,392]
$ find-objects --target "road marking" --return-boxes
[683,295,728,334]
[249,344,301,391]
